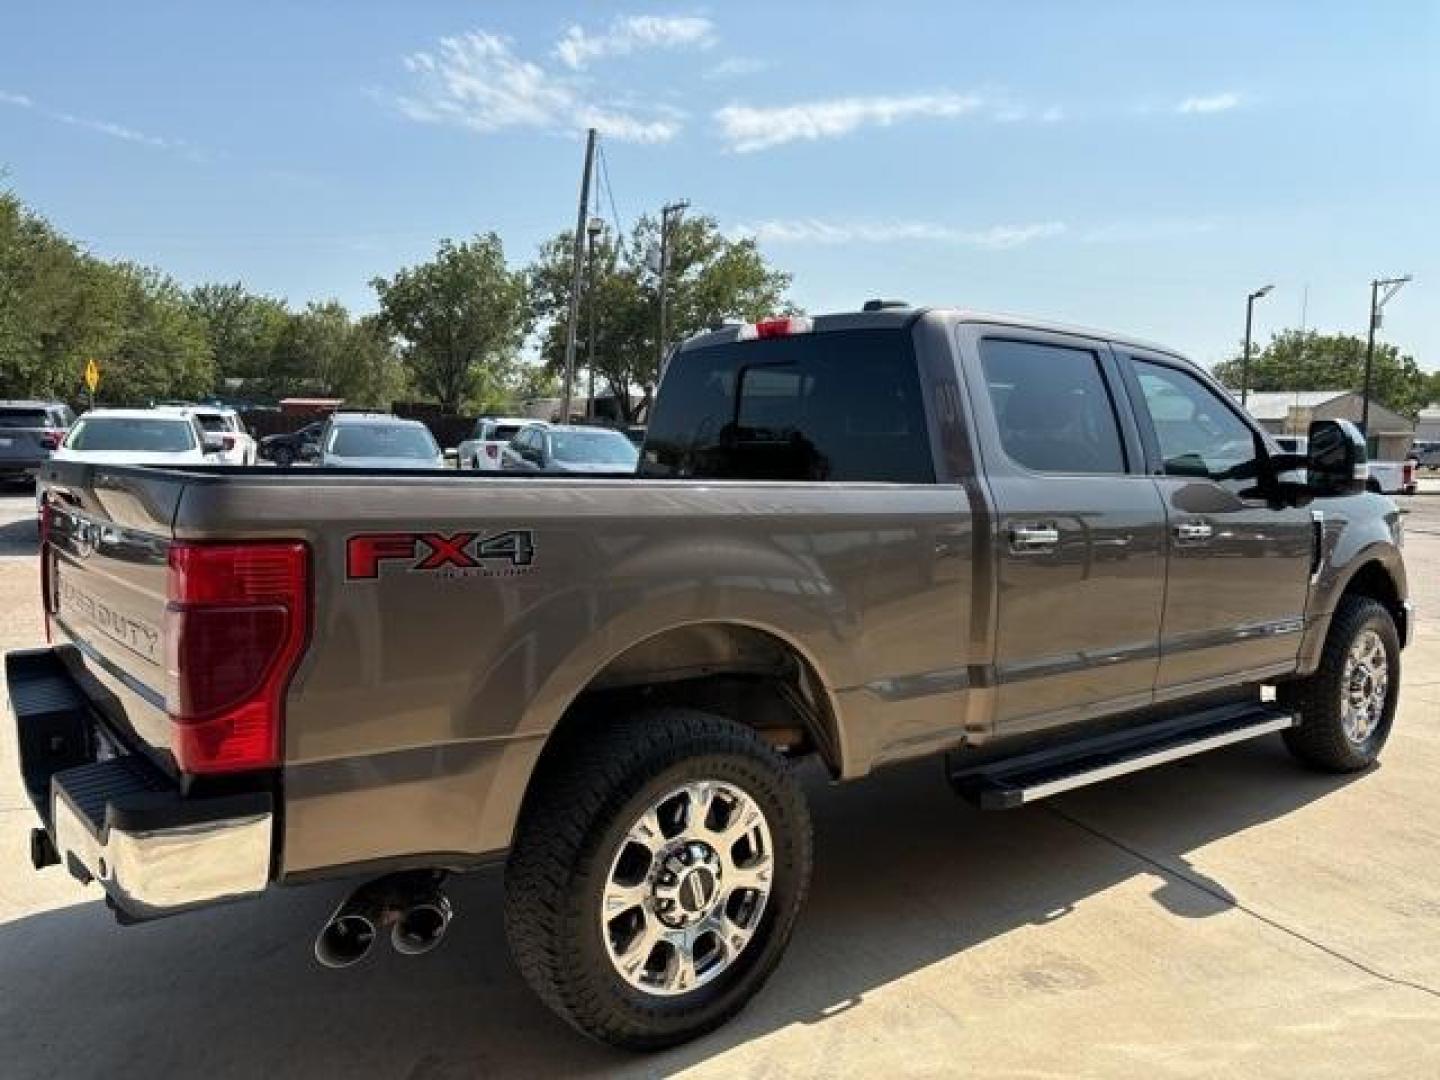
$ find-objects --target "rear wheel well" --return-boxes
[539,624,842,777]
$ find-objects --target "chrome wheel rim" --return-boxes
[602,781,773,997]
[1341,628,1389,744]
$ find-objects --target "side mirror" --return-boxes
[1307,419,1367,496]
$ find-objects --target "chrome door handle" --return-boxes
[1174,521,1213,542]
[1010,524,1060,551]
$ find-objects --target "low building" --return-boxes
[1241,390,1415,461]
[1417,405,1440,443]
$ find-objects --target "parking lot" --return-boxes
[1,484,1437,1079]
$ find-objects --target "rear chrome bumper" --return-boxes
[7,647,273,920]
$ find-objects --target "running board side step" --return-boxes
[949,703,1298,810]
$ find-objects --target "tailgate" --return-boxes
[41,460,185,770]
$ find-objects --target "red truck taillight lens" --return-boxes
[39,428,63,450]
[164,541,310,774]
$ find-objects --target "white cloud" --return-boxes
[704,56,771,80]
[733,218,1068,249]
[1,89,176,148]
[554,14,716,70]
[714,92,1064,152]
[55,111,170,147]
[396,31,680,143]
[1176,92,1242,115]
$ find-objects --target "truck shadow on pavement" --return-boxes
[0,514,38,557]
[0,737,1363,1079]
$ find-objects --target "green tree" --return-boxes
[528,214,793,423]
[0,191,114,400]
[1214,329,1432,419]
[97,263,215,404]
[370,235,528,414]
[187,282,289,385]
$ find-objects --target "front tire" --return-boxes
[271,446,295,468]
[504,708,812,1050]
[1279,595,1400,772]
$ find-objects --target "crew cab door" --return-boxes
[963,328,1168,735]
[1118,352,1313,695]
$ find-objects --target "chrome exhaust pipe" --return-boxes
[392,893,453,956]
[313,870,449,969]
[315,910,379,969]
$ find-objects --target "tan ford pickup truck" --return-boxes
[10,304,1410,1049]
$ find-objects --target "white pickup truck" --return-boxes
[455,416,547,471]
[1274,436,1416,495]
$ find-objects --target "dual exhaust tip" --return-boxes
[314,870,452,969]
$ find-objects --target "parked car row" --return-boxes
[5,401,255,485]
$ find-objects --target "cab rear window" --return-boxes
[642,329,933,483]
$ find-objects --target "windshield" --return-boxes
[490,424,523,442]
[328,424,438,459]
[0,409,50,429]
[550,430,640,466]
[66,417,195,452]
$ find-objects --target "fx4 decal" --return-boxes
[347,531,535,580]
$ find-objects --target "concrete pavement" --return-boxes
[0,488,1437,1078]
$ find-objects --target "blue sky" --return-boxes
[3,1,1436,370]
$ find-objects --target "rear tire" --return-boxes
[272,446,295,468]
[1278,595,1399,772]
[504,708,812,1050]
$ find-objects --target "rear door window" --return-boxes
[980,339,1127,474]
[643,329,934,483]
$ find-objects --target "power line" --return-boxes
[596,142,624,243]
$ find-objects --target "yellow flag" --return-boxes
[84,358,100,393]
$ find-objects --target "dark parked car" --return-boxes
[259,421,324,467]
[0,400,75,484]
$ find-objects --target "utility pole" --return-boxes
[561,128,597,424]
[657,199,690,371]
[585,216,603,421]
[1361,274,1412,436]
[1240,284,1273,408]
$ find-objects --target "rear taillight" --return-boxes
[737,315,814,341]
[222,434,236,452]
[1403,461,1415,487]
[164,541,310,774]
[485,444,499,459]
[39,428,63,450]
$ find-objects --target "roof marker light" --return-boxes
[737,316,814,341]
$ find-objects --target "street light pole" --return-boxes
[1361,274,1413,436]
[561,128,597,424]
[1240,284,1273,408]
[585,216,603,421]
[657,200,689,371]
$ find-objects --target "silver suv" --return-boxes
[317,412,443,469]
